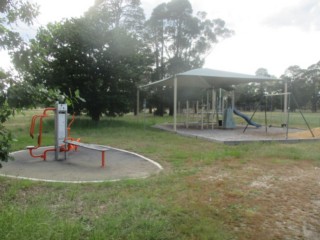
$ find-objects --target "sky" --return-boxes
[1,0,320,78]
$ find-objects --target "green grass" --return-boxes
[1,110,320,239]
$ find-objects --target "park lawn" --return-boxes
[1,110,320,240]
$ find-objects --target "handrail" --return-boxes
[29,115,40,138]
[67,113,76,138]
[29,107,55,139]
[27,108,56,159]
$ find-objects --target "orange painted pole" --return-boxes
[101,151,105,168]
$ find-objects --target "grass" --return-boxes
[1,109,320,239]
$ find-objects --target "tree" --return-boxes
[0,0,39,167]
[0,69,13,167]
[90,0,145,37]
[303,61,320,112]
[146,0,233,77]
[145,0,233,115]
[281,65,310,111]
[0,0,39,50]
[13,15,153,121]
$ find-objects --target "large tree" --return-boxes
[13,13,152,121]
[145,0,233,115]
[146,0,233,79]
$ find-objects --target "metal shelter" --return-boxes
[138,68,282,131]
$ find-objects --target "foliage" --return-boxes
[0,69,13,167]
[0,0,39,50]
[280,64,320,112]
[0,0,38,166]
[92,0,146,37]
[235,62,320,112]
[146,0,234,78]
[13,6,153,121]
[145,0,233,115]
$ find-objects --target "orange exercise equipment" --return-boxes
[26,105,79,161]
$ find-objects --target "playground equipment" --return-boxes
[26,102,108,167]
[233,108,261,128]
[243,92,314,139]
[27,103,77,160]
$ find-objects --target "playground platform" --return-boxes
[155,124,320,144]
[0,145,162,183]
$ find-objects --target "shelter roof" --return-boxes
[140,68,281,90]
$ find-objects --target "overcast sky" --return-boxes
[1,0,320,77]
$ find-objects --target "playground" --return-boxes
[139,68,320,144]
[1,68,320,239]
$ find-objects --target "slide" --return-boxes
[233,109,261,128]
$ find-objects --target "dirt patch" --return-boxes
[195,159,320,240]
[289,127,320,139]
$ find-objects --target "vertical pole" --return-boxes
[206,90,209,111]
[284,81,288,114]
[55,103,58,161]
[201,106,204,130]
[219,88,222,113]
[206,90,209,128]
[101,151,105,168]
[212,88,216,129]
[55,102,68,161]
[265,96,268,134]
[221,90,225,114]
[196,101,199,113]
[137,88,140,116]
[173,76,177,132]
[231,90,235,109]
[285,94,290,139]
[186,100,189,129]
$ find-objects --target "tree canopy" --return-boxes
[234,62,320,112]
[0,0,39,167]
[0,0,39,50]
[146,0,234,79]
[12,0,234,120]
[13,4,153,121]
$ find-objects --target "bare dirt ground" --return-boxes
[195,159,320,240]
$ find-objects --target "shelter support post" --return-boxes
[284,81,288,114]
[231,90,235,109]
[137,88,140,116]
[186,100,189,129]
[212,89,216,129]
[173,76,177,132]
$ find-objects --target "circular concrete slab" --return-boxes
[0,145,162,183]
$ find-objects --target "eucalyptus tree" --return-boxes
[146,0,233,78]
[145,0,233,115]
[90,0,145,37]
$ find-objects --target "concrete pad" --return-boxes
[155,124,320,144]
[0,145,162,183]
